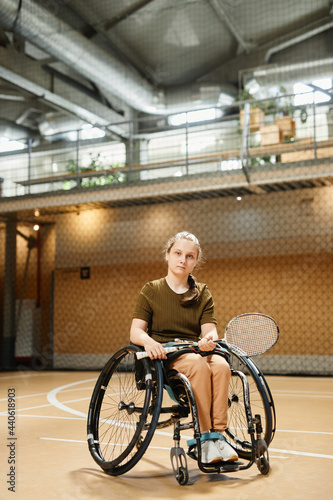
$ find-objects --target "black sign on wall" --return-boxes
[80,267,90,280]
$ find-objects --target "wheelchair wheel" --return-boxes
[225,352,273,460]
[87,345,163,475]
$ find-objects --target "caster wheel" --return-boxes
[177,466,189,485]
[258,456,270,475]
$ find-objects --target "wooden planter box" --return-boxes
[240,107,265,132]
[274,116,296,141]
[260,124,281,146]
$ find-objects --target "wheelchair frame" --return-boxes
[87,342,276,485]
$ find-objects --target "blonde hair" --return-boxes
[165,231,203,306]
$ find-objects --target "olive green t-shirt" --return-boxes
[132,277,217,343]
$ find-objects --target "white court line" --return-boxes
[0,414,85,420]
[39,437,332,461]
[39,436,171,451]
[0,386,95,402]
[0,396,91,415]
[47,378,96,418]
[1,411,331,437]
[0,391,49,402]
[38,437,289,457]
[1,412,331,443]
[269,448,333,460]
[278,429,333,435]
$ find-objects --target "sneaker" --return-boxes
[194,439,222,464]
[215,435,238,462]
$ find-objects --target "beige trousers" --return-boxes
[168,352,231,433]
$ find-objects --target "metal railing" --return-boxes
[0,92,332,199]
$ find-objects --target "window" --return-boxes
[293,78,332,106]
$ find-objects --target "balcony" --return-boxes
[0,92,333,215]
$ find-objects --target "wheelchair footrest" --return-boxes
[218,461,243,472]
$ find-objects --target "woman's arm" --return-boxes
[130,318,167,359]
[198,322,218,351]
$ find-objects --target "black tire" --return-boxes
[177,467,189,485]
[258,455,270,475]
[225,353,273,460]
[87,345,163,475]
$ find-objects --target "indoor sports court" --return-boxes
[0,371,332,499]
[0,1,332,499]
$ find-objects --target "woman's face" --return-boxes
[166,238,198,277]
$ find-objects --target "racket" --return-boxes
[136,312,279,360]
[222,312,279,357]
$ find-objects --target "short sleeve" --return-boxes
[132,283,153,323]
[200,287,217,325]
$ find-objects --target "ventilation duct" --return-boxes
[0,0,236,115]
[38,113,86,138]
[0,118,34,140]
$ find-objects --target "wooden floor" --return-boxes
[0,371,332,500]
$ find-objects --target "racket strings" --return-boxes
[225,314,278,357]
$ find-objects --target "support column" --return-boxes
[1,219,17,370]
[125,137,148,181]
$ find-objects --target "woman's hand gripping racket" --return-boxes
[135,340,199,360]
[136,312,279,360]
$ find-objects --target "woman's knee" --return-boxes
[210,355,231,378]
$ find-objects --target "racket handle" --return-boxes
[136,346,178,360]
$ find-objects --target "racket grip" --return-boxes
[136,346,178,359]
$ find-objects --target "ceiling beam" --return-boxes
[207,0,255,54]
[104,0,155,31]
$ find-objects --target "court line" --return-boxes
[1,412,332,443]
[37,437,289,458]
[269,448,333,460]
[39,436,175,451]
[47,378,97,418]
[0,386,95,402]
[278,429,333,435]
[0,396,91,415]
[38,437,333,461]
[0,413,86,420]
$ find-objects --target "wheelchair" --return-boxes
[87,339,276,485]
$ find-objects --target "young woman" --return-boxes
[130,231,238,464]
